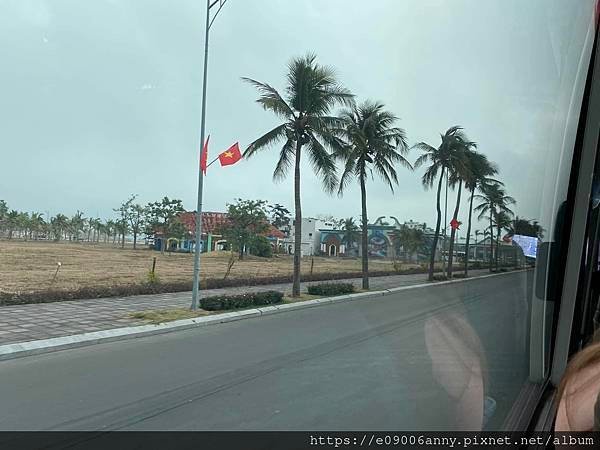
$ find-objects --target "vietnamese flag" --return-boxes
[218,142,242,167]
[200,135,209,175]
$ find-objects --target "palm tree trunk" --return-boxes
[292,141,302,297]
[447,180,462,278]
[133,230,137,250]
[496,225,501,271]
[488,210,494,272]
[464,188,475,277]
[428,170,445,281]
[360,172,369,290]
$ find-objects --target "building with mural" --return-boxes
[284,216,441,260]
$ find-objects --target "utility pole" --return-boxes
[191,0,228,310]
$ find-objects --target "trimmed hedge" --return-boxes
[307,283,355,296]
[200,290,283,311]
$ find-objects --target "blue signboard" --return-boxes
[512,234,539,258]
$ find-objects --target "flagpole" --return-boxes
[191,0,228,311]
[191,0,211,310]
[206,156,220,169]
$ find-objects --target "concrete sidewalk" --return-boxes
[0,270,490,345]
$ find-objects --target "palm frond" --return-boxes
[244,124,288,158]
[273,139,295,182]
[241,77,295,119]
[306,134,338,194]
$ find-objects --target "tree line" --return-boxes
[0,196,293,254]
[242,52,545,295]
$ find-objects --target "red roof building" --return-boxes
[178,211,229,236]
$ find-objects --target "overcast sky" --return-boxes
[0,0,595,235]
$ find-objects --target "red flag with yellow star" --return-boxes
[200,135,209,175]
[218,142,242,167]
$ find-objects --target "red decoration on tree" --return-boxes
[450,218,461,230]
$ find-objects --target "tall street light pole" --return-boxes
[191,0,228,311]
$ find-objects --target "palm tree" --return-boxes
[445,140,478,278]
[6,210,19,239]
[341,217,359,255]
[392,225,425,263]
[70,211,85,241]
[509,216,544,239]
[243,53,354,296]
[50,214,69,241]
[474,183,515,272]
[493,210,513,269]
[29,212,45,240]
[461,152,498,276]
[335,101,411,289]
[17,212,30,240]
[413,126,469,281]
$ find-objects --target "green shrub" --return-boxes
[452,273,468,279]
[248,235,273,258]
[307,283,355,296]
[200,290,283,311]
[146,270,160,284]
[432,275,448,281]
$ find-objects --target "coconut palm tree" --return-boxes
[461,152,498,276]
[6,210,19,239]
[445,140,478,278]
[335,101,411,289]
[474,183,515,272]
[243,53,354,296]
[50,214,69,241]
[493,210,513,269]
[341,217,360,255]
[413,126,470,281]
[509,216,544,239]
[391,225,425,263]
[70,211,85,241]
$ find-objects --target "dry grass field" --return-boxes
[0,240,404,295]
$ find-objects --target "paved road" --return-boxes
[0,270,490,345]
[0,271,532,432]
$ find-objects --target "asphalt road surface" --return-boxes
[0,271,533,432]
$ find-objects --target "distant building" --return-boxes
[284,216,441,259]
[152,211,286,253]
[282,218,335,256]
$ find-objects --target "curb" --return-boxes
[0,270,526,361]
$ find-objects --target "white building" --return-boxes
[283,218,336,256]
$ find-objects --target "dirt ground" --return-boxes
[0,240,405,294]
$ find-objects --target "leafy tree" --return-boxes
[243,53,354,296]
[119,194,147,250]
[145,197,185,253]
[220,199,269,260]
[336,101,411,289]
[248,235,273,258]
[269,203,291,232]
[413,126,469,281]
